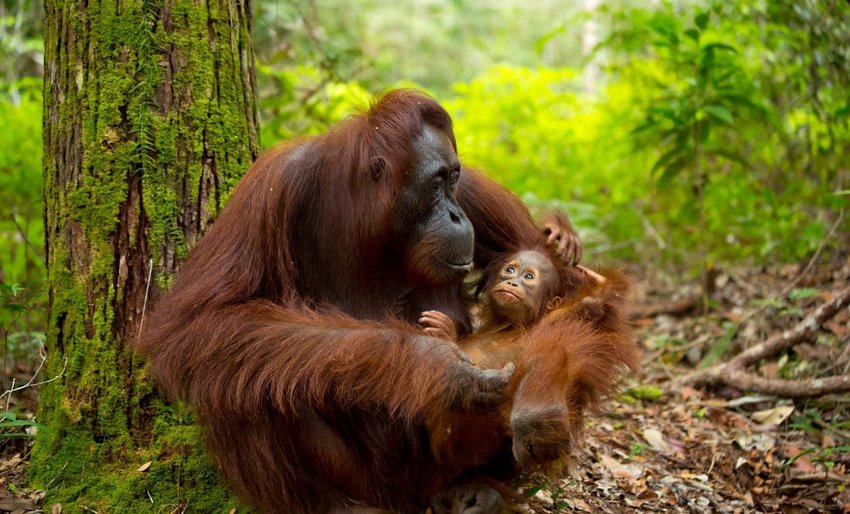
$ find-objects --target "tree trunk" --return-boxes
[34,0,259,510]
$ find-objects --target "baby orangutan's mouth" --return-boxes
[494,288,521,303]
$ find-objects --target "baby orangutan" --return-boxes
[420,249,562,343]
[420,249,635,471]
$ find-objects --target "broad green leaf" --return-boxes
[0,419,41,428]
[704,105,733,125]
[695,12,709,31]
[710,149,749,168]
[657,154,694,188]
[651,146,686,176]
[523,485,544,497]
[701,42,738,54]
[700,323,737,368]
[626,385,663,400]
[631,119,660,135]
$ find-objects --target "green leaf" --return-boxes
[626,385,663,400]
[631,119,660,135]
[534,23,567,56]
[782,448,817,470]
[717,93,759,110]
[701,42,738,54]
[710,149,749,168]
[704,105,733,125]
[523,484,544,497]
[0,419,41,429]
[788,288,818,301]
[0,433,35,439]
[695,12,709,31]
[684,28,700,42]
[700,323,736,368]
[657,154,694,187]
[651,146,686,176]
[0,283,23,295]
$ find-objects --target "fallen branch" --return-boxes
[677,286,850,398]
[631,297,698,319]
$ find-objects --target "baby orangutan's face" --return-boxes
[489,250,558,326]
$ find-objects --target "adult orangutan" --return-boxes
[139,89,630,514]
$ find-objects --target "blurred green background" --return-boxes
[2,0,849,370]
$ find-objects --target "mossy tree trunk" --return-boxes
[34,0,259,510]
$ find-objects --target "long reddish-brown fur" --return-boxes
[139,90,561,513]
[138,89,637,513]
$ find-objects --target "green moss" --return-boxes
[33,402,246,513]
[34,0,259,509]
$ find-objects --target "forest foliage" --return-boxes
[1,0,849,372]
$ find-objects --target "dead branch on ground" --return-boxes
[676,286,850,398]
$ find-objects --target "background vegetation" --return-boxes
[1,0,848,494]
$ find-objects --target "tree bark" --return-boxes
[34,0,258,509]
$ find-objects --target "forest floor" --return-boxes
[523,253,850,514]
[1,254,849,514]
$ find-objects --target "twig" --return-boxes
[5,378,14,411]
[637,209,666,250]
[42,461,69,490]
[1,352,68,405]
[727,270,765,297]
[788,471,850,485]
[137,258,154,346]
[631,297,698,319]
[776,208,845,299]
[9,212,44,258]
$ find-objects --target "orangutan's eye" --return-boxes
[525,272,534,280]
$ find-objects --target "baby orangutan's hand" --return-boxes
[419,310,458,342]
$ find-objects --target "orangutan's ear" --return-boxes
[370,157,387,182]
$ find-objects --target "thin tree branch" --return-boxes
[775,208,845,299]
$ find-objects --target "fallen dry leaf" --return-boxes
[0,454,22,472]
[643,428,670,453]
[600,454,643,481]
[751,405,794,426]
[735,433,776,452]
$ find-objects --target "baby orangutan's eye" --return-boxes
[506,266,515,274]
[524,273,534,280]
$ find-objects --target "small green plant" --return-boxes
[630,442,647,457]
[631,9,762,306]
[0,411,41,440]
[1,282,45,390]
